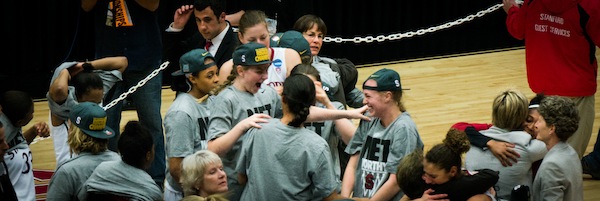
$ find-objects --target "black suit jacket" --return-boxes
[162,23,239,84]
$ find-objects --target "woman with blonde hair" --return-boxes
[47,102,120,200]
[180,150,228,201]
[465,89,547,200]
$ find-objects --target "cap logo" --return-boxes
[254,47,269,63]
[76,116,81,125]
[201,52,209,56]
[395,80,400,87]
[182,64,190,73]
[241,55,246,63]
[299,50,307,56]
[89,117,107,131]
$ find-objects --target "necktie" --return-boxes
[205,41,213,51]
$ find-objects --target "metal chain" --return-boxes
[324,3,504,43]
[102,61,170,111]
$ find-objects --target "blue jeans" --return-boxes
[105,64,165,187]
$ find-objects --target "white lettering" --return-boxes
[535,24,548,32]
[361,159,386,172]
[539,13,564,25]
[549,26,570,37]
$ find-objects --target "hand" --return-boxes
[238,113,271,130]
[502,0,518,13]
[487,140,520,166]
[173,5,194,29]
[416,189,449,201]
[314,81,332,106]
[67,63,84,77]
[347,105,371,121]
[34,122,50,138]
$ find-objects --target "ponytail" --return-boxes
[282,74,316,127]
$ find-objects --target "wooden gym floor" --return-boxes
[27,47,600,200]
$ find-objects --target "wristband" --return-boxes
[82,62,94,72]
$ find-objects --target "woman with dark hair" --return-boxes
[78,121,162,201]
[421,128,499,201]
[293,14,363,108]
[164,48,221,200]
[531,96,583,201]
[236,74,348,201]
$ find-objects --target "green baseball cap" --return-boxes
[363,68,405,91]
[69,102,115,139]
[172,49,216,76]
[233,42,272,66]
[270,30,311,58]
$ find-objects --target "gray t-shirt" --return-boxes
[208,85,281,200]
[164,93,213,192]
[345,112,423,201]
[236,118,338,201]
[46,61,122,121]
[78,160,162,201]
[47,151,120,201]
[303,101,346,185]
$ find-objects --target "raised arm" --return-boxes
[89,56,128,73]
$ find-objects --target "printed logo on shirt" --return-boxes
[267,82,283,87]
[273,59,283,68]
[358,135,391,197]
[304,122,326,135]
[246,104,273,117]
[113,0,133,27]
[197,117,209,140]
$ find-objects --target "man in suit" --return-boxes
[163,0,239,84]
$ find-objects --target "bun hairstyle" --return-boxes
[443,128,470,154]
[425,128,470,174]
[282,74,316,127]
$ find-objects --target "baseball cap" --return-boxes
[69,102,115,139]
[363,68,406,91]
[172,49,216,76]
[270,30,311,58]
[233,42,272,66]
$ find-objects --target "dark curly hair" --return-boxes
[537,96,579,141]
[425,128,470,174]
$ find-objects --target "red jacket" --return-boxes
[506,0,600,96]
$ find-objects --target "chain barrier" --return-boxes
[324,3,503,43]
[102,61,170,111]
